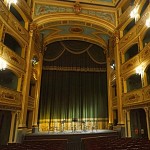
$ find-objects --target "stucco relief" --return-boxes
[123,92,142,105]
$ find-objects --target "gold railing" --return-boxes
[0,42,26,71]
[0,86,22,110]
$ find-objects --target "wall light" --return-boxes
[7,0,17,9]
[0,58,7,71]
[130,5,140,22]
[136,66,143,75]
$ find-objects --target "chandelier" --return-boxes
[0,58,7,71]
[130,5,140,22]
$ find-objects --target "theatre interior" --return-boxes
[0,0,150,149]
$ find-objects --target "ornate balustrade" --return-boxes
[28,96,35,110]
[122,85,150,108]
[121,55,140,75]
[0,42,26,71]
[0,86,22,110]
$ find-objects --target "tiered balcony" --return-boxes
[0,1,29,43]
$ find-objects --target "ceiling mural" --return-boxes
[34,3,116,25]
[33,0,117,51]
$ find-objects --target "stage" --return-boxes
[25,129,118,141]
[24,130,119,150]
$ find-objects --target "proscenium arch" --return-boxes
[34,15,115,33]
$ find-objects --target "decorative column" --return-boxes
[144,107,150,139]
[126,110,131,137]
[9,111,16,143]
[114,31,124,125]
[32,52,43,132]
[107,57,113,128]
[16,24,34,142]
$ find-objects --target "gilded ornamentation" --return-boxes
[73,2,81,15]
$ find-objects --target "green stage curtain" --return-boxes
[38,70,108,123]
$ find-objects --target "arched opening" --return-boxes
[125,44,138,61]
[130,109,148,138]
[4,33,22,56]
[145,65,150,85]
[0,69,18,90]
[10,5,25,27]
[126,74,142,92]
[142,28,150,47]
[123,20,135,35]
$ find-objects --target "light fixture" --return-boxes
[130,5,140,22]
[110,60,115,70]
[32,55,39,67]
[0,58,7,71]
[7,0,17,9]
[136,66,143,75]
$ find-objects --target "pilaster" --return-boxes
[114,30,124,125]
[9,111,17,143]
[107,57,113,127]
